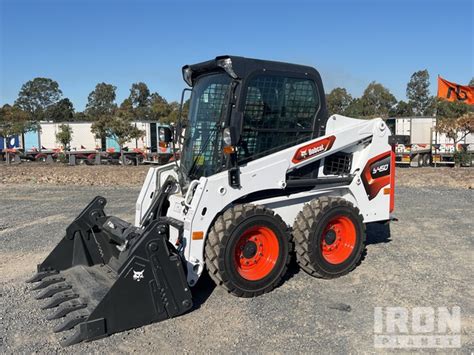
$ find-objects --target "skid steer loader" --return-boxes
[27,56,395,346]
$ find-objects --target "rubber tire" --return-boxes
[417,154,424,167]
[205,204,292,297]
[293,196,366,279]
[423,154,431,167]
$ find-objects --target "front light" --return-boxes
[216,58,238,79]
[182,66,193,86]
[223,128,232,146]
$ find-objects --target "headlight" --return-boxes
[182,66,193,86]
[216,57,238,79]
[223,128,232,146]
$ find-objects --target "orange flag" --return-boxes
[437,76,474,105]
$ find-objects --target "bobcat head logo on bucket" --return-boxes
[132,269,145,282]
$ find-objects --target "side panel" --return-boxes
[411,118,435,144]
[70,123,96,150]
[40,123,59,149]
[24,130,39,150]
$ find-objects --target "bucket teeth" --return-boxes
[60,329,85,347]
[31,275,65,290]
[26,270,58,283]
[47,299,87,320]
[35,282,72,300]
[41,290,79,309]
[53,310,89,333]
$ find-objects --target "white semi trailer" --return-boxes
[14,121,173,164]
[386,117,474,167]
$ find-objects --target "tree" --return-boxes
[435,99,473,151]
[129,82,151,120]
[406,70,434,116]
[91,98,144,163]
[108,110,144,149]
[359,82,397,118]
[47,98,75,122]
[85,83,117,118]
[344,98,365,117]
[86,83,117,142]
[56,124,73,150]
[73,111,88,121]
[129,82,151,109]
[14,77,62,124]
[0,104,32,137]
[389,100,414,117]
[436,98,471,119]
[0,104,31,163]
[326,88,353,116]
[149,92,171,122]
[469,78,474,87]
[436,112,474,149]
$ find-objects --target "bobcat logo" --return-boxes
[132,269,145,282]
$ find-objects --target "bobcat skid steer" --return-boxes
[27,56,395,346]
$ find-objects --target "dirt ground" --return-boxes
[0,167,473,353]
[0,164,151,186]
[0,163,473,189]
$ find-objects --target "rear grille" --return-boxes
[323,153,352,176]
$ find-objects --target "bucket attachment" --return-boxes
[27,196,193,346]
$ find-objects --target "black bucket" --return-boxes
[27,196,193,346]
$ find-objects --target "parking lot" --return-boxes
[1,169,473,352]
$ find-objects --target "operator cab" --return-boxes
[178,55,329,187]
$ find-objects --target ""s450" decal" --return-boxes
[361,151,392,200]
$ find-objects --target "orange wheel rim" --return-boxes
[321,216,356,264]
[234,226,280,281]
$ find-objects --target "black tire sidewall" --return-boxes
[222,213,289,293]
[309,205,364,276]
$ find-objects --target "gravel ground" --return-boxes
[1,183,473,353]
[1,163,473,189]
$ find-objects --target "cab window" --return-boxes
[238,74,319,163]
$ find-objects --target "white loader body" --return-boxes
[136,115,394,286]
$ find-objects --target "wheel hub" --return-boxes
[324,229,337,245]
[234,226,280,281]
[242,241,257,259]
[321,216,356,265]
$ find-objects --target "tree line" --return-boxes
[1,71,473,148]
[326,71,474,118]
[0,79,188,150]
[326,71,474,142]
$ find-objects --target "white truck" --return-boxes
[386,117,474,167]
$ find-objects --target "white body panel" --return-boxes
[135,115,393,286]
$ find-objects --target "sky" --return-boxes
[0,0,473,111]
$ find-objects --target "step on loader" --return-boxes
[27,56,395,346]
